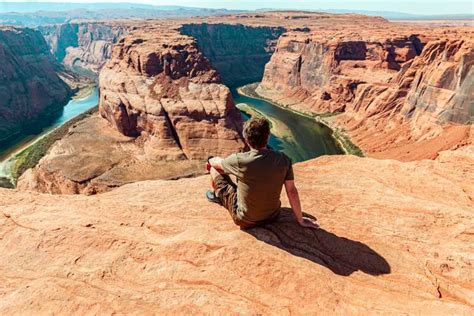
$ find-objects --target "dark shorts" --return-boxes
[214,174,279,229]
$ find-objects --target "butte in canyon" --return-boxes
[0,2,472,314]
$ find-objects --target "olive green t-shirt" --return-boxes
[221,149,294,222]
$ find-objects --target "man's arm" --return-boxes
[209,157,224,171]
[284,180,318,228]
[210,154,240,177]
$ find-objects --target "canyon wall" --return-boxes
[180,23,285,86]
[259,33,423,112]
[18,27,245,194]
[0,26,72,148]
[401,40,473,125]
[14,14,473,193]
[258,30,473,160]
[99,28,244,160]
[39,22,128,76]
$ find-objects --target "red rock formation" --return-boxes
[99,29,244,160]
[257,28,473,160]
[258,33,424,113]
[3,146,474,313]
[39,22,128,75]
[401,39,473,125]
[0,26,72,147]
[17,115,206,194]
[17,28,245,194]
[337,38,473,160]
[180,23,285,86]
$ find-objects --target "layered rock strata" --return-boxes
[98,29,244,160]
[180,23,285,86]
[18,28,244,193]
[17,114,205,194]
[257,29,473,160]
[3,146,474,313]
[259,34,424,113]
[0,26,72,148]
[39,22,128,76]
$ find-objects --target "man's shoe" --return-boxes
[206,190,222,205]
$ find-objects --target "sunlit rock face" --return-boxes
[4,147,474,314]
[258,25,473,160]
[98,29,244,160]
[18,27,246,194]
[401,39,474,125]
[39,22,128,76]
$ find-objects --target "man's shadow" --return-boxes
[245,208,391,276]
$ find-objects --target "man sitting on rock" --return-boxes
[206,117,318,229]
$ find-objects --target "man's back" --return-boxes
[222,148,293,222]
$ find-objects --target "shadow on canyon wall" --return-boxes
[246,208,391,276]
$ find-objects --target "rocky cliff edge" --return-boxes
[2,146,473,314]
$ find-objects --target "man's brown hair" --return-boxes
[243,118,270,149]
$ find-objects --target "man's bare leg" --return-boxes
[205,166,226,204]
[207,157,225,190]
[210,166,224,191]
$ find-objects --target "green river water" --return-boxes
[0,84,342,187]
[0,88,99,182]
[233,86,343,162]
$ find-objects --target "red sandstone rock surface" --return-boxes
[14,12,473,194]
[18,27,245,193]
[39,22,129,75]
[0,26,72,147]
[257,23,473,160]
[3,146,474,313]
[99,29,244,160]
[17,114,205,194]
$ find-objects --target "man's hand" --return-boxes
[285,180,318,229]
[298,216,318,229]
[209,157,224,171]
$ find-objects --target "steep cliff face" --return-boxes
[340,38,473,160]
[258,32,424,113]
[39,22,127,76]
[401,40,473,125]
[0,26,72,148]
[17,28,245,194]
[180,23,285,86]
[99,29,244,160]
[257,30,473,160]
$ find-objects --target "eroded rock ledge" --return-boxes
[3,147,474,314]
[18,28,244,194]
[257,26,473,160]
[39,22,129,76]
[99,28,244,160]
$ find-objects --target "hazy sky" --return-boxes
[1,0,473,15]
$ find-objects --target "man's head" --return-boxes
[243,117,270,149]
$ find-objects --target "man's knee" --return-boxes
[210,166,223,180]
